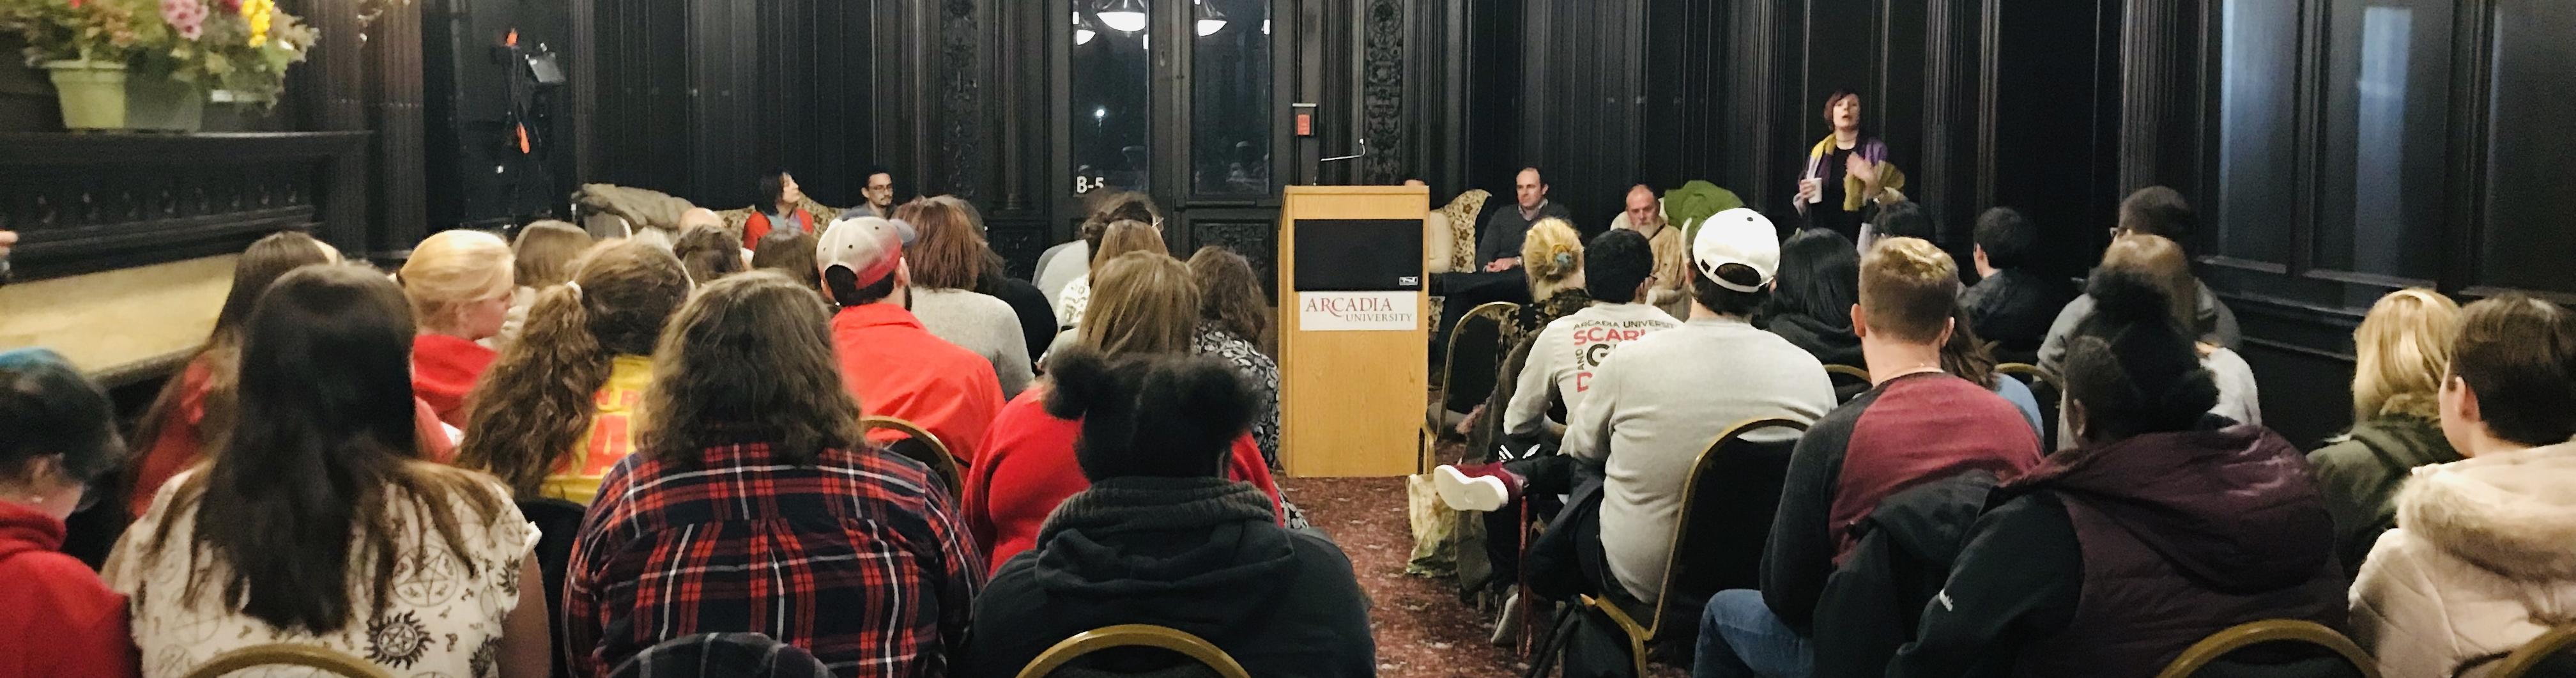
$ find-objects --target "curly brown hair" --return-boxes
[1187,246,1267,350]
[906,198,986,289]
[1079,192,1161,252]
[456,241,691,497]
[639,271,864,465]
[673,224,744,283]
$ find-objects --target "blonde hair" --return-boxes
[1521,217,1584,299]
[512,220,592,288]
[2097,233,2197,332]
[2352,288,2461,422]
[400,229,514,333]
[1092,219,1168,270]
[1080,251,1200,357]
[1858,236,1961,343]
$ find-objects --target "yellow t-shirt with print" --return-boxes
[542,355,654,504]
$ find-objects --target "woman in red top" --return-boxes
[401,229,516,426]
[964,251,1280,573]
[0,349,139,678]
[742,170,818,247]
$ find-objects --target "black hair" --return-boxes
[2117,186,2197,252]
[824,266,898,307]
[1690,267,1769,318]
[1585,229,1653,304]
[1767,228,1860,326]
[756,170,792,208]
[0,348,126,485]
[1973,207,2037,270]
[864,166,893,183]
[2062,268,2221,442]
[1044,347,1259,482]
[1872,200,1935,242]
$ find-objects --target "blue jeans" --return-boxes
[1692,589,1813,678]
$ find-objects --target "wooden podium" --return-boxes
[1275,185,1430,477]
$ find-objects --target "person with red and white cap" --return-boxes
[1431,208,1837,606]
[820,215,1006,464]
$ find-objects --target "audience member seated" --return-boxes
[1439,210,1837,606]
[1055,218,1167,330]
[1940,304,2044,435]
[2306,288,2462,577]
[1187,246,1284,468]
[1855,199,1932,255]
[967,251,1284,573]
[1499,227,1677,452]
[500,220,593,347]
[565,272,978,676]
[2349,294,2576,678]
[959,348,1376,677]
[941,196,1061,365]
[2083,235,2261,447]
[821,216,1007,461]
[740,170,816,247]
[900,198,1036,398]
[125,233,457,519]
[1696,237,2043,678]
[402,228,516,426]
[2038,186,2241,378]
[456,241,692,504]
[750,227,823,293]
[1959,207,2077,364]
[0,348,136,678]
[1512,217,1595,335]
[1764,228,1866,370]
[1887,268,2343,678]
[106,265,546,678]
[1041,192,1161,312]
[675,224,747,284]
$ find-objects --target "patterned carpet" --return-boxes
[1282,476,1533,677]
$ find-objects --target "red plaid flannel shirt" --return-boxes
[564,442,983,677]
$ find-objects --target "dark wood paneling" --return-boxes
[0,132,371,280]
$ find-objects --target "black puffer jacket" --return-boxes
[1811,471,1999,678]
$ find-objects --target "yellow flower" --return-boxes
[242,0,272,46]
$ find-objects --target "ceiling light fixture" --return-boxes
[1095,0,1148,33]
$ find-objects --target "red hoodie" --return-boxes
[962,386,1282,574]
[412,333,498,427]
[0,501,138,678]
[127,357,461,518]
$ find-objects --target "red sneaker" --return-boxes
[1433,462,1522,512]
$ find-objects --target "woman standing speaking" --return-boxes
[1795,89,1890,242]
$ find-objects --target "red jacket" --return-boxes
[963,386,1283,574]
[744,209,815,249]
[127,357,460,518]
[412,333,496,427]
[0,501,138,678]
[831,303,1006,464]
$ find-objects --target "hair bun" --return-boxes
[1043,347,1113,421]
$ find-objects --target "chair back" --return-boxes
[1436,301,1519,416]
[1013,624,1253,678]
[1823,364,1873,403]
[1657,419,1808,626]
[2154,619,2379,678]
[2487,625,2576,678]
[609,633,834,678]
[1995,363,2060,448]
[863,415,963,497]
[517,497,591,678]
[183,644,392,678]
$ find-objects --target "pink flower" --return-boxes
[160,0,208,40]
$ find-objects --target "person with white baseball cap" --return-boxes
[819,215,1006,464]
[1431,208,1837,607]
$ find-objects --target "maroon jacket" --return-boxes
[2008,426,2348,677]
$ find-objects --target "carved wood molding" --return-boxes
[0,132,371,281]
[1360,0,1406,184]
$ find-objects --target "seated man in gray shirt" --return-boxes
[1434,208,1839,603]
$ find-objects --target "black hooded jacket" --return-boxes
[958,477,1376,678]
[1811,471,2000,678]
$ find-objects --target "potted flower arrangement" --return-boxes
[1,0,315,132]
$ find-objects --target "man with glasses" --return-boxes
[2034,186,2241,380]
[854,166,898,220]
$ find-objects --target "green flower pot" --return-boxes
[125,74,206,133]
[42,59,127,131]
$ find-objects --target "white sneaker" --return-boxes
[1489,590,1524,647]
[1434,465,1511,512]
